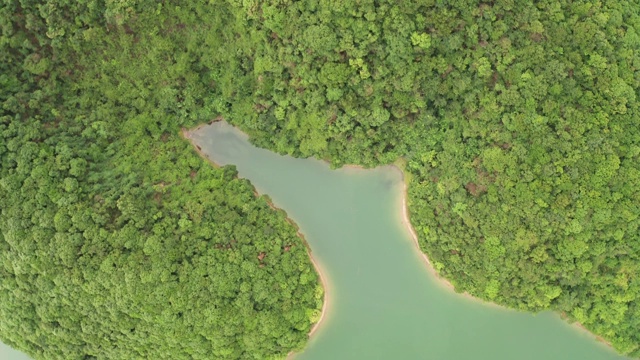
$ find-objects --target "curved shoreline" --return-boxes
[307,256,329,337]
[390,165,496,304]
[286,255,331,359]
[181,126,331,357]
[395,169,454,292]
[337,163,496,305]
[339,163,462,294]
[255,196,331,349]
[183,123,617,357]
[390,165,618,351]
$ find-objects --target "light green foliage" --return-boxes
[2,0,640,359]
[196,0,640,357]
[410,32,431,49]
[0,2,320,359]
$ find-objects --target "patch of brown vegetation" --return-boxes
[465,157,493,196]
[364,84,374,97]
[123,24,135,35]
[43,118,62,130]
[441,64,454,78]
[328,112,337,125]
[465,182,487,197]
[465,182,478,196]
[214,239,236,250]
[478,3,492,16]
[210,115,225,125]
[530,33,543,42]
[490,71,499,88]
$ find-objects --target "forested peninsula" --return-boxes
[1,0,639,359]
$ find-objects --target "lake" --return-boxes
[188,121,626,360]
[0,122,627,360]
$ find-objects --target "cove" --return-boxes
[188,121,626,360]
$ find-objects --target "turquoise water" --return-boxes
[0,121,627,360]
[190,121,626,360]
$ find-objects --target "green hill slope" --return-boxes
[209,0,640,356]
[1,0,639,358]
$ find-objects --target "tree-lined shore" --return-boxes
[1,0,639,358]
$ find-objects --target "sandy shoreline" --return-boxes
[182,126,331,357]
[396,171,455,292]
[332,163,484,300]
[390,166,483,300]
[183,123,616,356]
[253,195,330,343]
[284,245,331,360]
[184,124,495,313]
[567,315,613,348]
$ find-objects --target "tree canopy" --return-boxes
[203,0,640,356]
[1,1,321,358]
[1,0,640,358]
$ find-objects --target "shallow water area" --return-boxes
[0,342,30,360]
[190,122,627,360]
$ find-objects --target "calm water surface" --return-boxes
[190,122,626,360]
[0,341,30,360]
[0,122,627,360]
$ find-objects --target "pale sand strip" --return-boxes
[183,124,613,355]
[570,317,613,348]
[182,127,330,357]
[339,163,483,301]
[285,237,330,359]
[308,255,329,337]
[390,165,508,309]
[397,173,454,291]
[251,192,330,343]
[391,165,616,350]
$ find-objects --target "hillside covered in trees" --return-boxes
[1,0,640,359]
[210,0,640,356]
[0,1,322,359]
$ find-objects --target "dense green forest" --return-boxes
[1,0,640,359]
[0,1,322,359]
[207,0,640,356]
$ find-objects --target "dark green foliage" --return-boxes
[195,0,640,357]
[1,1,320,359]
[2,0,640,358]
